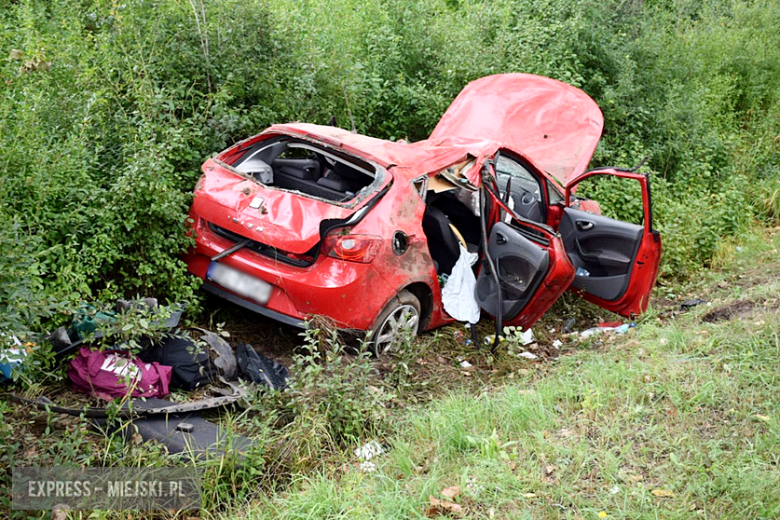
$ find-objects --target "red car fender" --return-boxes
[349,175,442,331]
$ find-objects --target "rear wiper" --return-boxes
[212,238,252,261]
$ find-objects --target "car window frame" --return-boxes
[492,150,549,225]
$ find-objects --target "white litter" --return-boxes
[460,360,473,369]
[517,351,538,360]
[354,440,383,461]
[519,328,535,346]
[441,245,480,324]
[552,339,563,348]
[579,327,602,338]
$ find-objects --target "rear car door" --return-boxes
[561,169,661,316]
[474,155,575,330]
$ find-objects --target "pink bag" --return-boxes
[68,347,172,400]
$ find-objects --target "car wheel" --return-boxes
[368,290,421,356]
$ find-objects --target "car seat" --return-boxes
[317,161,368,193]
[422,206,461,275]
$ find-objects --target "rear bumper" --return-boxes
[201,282,306,328]
[186,218,396,330]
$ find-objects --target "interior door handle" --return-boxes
[576,221,594,231]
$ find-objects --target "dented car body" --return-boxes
[185,74,661,352]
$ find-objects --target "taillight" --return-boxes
[323,234,382,263]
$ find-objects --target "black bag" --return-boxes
[139,337,219,391]
[236,343,290,391]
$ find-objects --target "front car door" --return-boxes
[562,168,662,316]
[474,153,575,330]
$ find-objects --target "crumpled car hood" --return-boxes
[429,74,604,186]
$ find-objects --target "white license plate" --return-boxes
[207,262,272,304]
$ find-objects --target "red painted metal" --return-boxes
[185,74,660,335]
[430,74,604,186]
[564,169,662,316]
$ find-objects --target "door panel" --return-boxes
[564,169,662,316]
[559,208,643,301]
[475,222,549,321]
[475,154,576,329]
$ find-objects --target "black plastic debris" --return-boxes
[103,398,255,457]
[680,299,708,311]
[561,318,576,334]
[236,343,290,391]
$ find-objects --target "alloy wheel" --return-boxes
[373,304,419,355]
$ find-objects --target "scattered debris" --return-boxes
[517,351,539,360]
[0,334,26,382]
[108,398,255,457]
[680,298,709,311]
[236,343,290,390]
[196,328,238,379]
[579,322,634,338]
[459,360,473,369]
[561,318,576,334]
[599,321,623,328]
[651,489,674,498]
[552,339,563,348]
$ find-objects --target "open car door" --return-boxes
[561,169,661,316]
[474,161,575,330]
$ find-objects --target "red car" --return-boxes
[185,74,661,354]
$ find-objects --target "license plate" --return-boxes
[207,262,272,304]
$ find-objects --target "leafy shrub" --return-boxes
[1,0,779,335]
[269,326,394,445]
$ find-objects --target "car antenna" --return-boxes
[628,154,651,172]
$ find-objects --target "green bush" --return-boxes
[1,0,779,332]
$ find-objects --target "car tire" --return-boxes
[367,290,421,357]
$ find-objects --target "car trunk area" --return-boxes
[232,137,379,203]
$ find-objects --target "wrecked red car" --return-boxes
[185,74,661,353]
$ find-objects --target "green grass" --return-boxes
[4,228,780,519]
[234,228,780,519]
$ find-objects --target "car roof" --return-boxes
[268,74,603,187]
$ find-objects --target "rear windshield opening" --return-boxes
[231,137,377,202]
